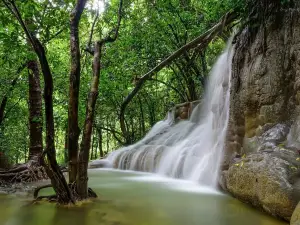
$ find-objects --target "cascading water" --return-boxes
[106,43,234,188]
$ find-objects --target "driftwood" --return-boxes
[119,11,238,141]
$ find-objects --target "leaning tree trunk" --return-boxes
[33,38,75,204]
[68,0,88,183]
[27,60,43,161]
[77,42,102,199]
[119,11,237,140]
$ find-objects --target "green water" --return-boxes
[0,169,287,225]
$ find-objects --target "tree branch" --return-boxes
[100,0,123,44]
[87,11,99,49]
[43,25,68,44]
[148,78,186,101]
[95,126,123,137]
[94,125,124,145]
[3,0,36,50]
[84,0,123,56]
[2,96,23,122]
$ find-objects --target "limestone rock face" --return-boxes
[226,10,300,159]
[223,8,300,221]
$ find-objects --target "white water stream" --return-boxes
[105,43,234,188]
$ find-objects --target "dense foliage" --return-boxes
[0,0,242,165]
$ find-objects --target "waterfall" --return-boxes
[106,43,234,188]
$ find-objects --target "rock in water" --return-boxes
[222,124,300,220]
[223,151,297,220]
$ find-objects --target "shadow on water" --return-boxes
[0,169,288,225]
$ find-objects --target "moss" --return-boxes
[245,115,260,138]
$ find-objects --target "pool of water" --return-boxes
[0,169,287,225]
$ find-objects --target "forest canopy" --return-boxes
[0,0,242,166]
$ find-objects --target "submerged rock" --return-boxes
[222,122,300,220]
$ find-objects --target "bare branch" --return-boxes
[95,126,123,137]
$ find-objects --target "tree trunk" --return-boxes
[68,0,87,183]
[77,42,102,199]
[33,38,75,204]
[27,60,43,161]
[98,128,103,158]
[106,117,110,151]
[64,126,68,164]
[138,96,145,135]
[31,38,74,203]
[0,98,7,128]
[3,0,76,204]
[90,129,95,160]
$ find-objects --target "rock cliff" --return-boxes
[222,7,300,221]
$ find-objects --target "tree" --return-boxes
[77,0,123,199]
[2,0,74,203]
[68,0,88,184]
[1,0,124,202]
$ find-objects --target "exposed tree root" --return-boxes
[0,160,97,204]
[87,187,97,198]
[33,184,53,198]
[0,160,47,184]
[33,183,97,204]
